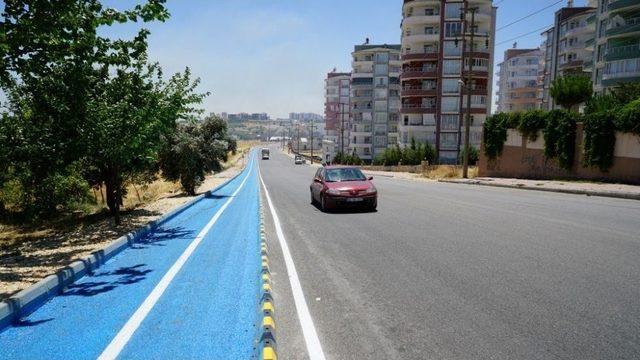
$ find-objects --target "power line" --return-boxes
[494,0,507,6]
[497,0,563,32]
[496,25,552,46]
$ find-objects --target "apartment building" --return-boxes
[541,4,596,109]
[400,0,496,164]
[593,0,640,93]
[497,48,543,113]
[349,44,402,163]
[324,70,351,162]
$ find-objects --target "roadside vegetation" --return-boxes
[0,1,235,226]
[483,78,640,172]
[372,138,437,166]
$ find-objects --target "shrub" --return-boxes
[615,98,640,136]
[482,113,511,160]
[583,110,617,172]
[543,110,577,170]
[518,110,547,142]
[458,146,479,165]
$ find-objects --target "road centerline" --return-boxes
[259,165,327,360]
[97,155,255,360]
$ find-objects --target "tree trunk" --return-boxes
[105,172,121,226]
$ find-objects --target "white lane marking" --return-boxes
[98,156,255,360]
[258,168,327,360]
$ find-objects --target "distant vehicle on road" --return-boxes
[261,148,270,160]
[310,166,377,212]
[294,155,305,164]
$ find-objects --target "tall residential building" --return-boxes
[400,0,497,164]
[542,4,596,109]
[324,70,351,162]
[593,0,640,93]
[497,48,543,113]
[349,44,402,163]
[540,27,556,110]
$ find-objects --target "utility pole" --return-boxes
[339,103,346,156]
[310,119,315,164]
[463,6,475,179]
[297,122,300,154]
[456,5,488,179]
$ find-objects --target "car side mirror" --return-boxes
[368,176,374,181]
[314,178,322,183]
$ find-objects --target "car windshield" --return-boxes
[325,168,366,182]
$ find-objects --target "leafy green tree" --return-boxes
[550,75,593,111]
[0,0,172,216]
[159,116,231,196]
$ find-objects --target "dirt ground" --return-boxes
[0,145,253,300]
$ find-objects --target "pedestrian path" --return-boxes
[0,152,261,360]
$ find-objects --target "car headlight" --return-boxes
[363,185,377,194]
[326,188,341,195]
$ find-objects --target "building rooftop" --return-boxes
[354,44,401,52]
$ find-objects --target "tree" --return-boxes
[86,63,207,224]
[159,116,231,196]
[0,0,172,216]
[550,75,593,111]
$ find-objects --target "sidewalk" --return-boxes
[441,177,640,200]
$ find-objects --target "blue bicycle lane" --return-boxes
[0,152,262,360]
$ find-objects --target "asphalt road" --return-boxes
[259,146,640,360]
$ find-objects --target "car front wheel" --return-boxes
[320,194,328,212]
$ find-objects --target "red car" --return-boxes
[310,166,377,212]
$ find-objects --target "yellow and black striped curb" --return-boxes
[257,197,277,360]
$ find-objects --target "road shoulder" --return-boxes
[440,177,640,200]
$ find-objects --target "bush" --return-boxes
[372,140,435,166]
[458,146,479,165]
[518,110,547,141]
[482,113,511,160]
[543,110,577,170]
[583,110,617,172]
[332,152,362,165]
[615,98,640,136]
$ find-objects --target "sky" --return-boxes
[9,0,590,118]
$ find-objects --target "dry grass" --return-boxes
[422,166,478,180]
[0,142,256,300]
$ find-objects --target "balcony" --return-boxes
[401,85,437,97]
[402,13,440,27]
[461,86,488,96]
[605,44,640,61]
[606,17,640,37]
[401,67,438,79]
[603,57,640,85]
[401,50,439,61]
[404,33,440,44]
[400,103,437,114]
[608,0,640,12]
[559,59,584,70]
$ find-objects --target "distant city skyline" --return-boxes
[101,0,589,117]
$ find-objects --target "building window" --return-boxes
[441,97,460,112]
[443,60,461,75]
